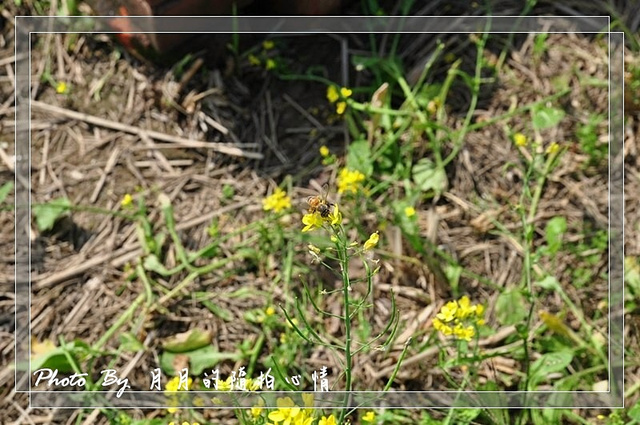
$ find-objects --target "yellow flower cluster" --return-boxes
[337,168,365,195]
[267,396,318,425]
[302,204,342,232]
[263,188,292,213]
[326,85,352,115]
[166,376,192,392]
[165,376,193,413]
[432,296,485,342]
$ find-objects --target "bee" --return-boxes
[307,184,334,218]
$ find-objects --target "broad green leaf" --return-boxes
[412,158,448,195]
[532,106,565,130]
[534,275,561,291]
[33,197,71,232]
[0,181,13,204]
[544,216,567,255]
[629,400,640,421]
[625,257,640,297]
[160,346,242,376]
[346,139,373,177]
[495,289,528,325]
[528,351,573,390]
[119,333,145,352]
[163,329,212,353]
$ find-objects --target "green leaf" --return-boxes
[0,181,13,204]
[451,409,481,424]
[412,158,448,196]
[160,346,242,376]
[625,256,640,298]
[544,216,567,255]
[163,329,212,353]
[495,289,528,325]
[143,254,171,276]
[534,275,561,291]
[628,400,640,421]
[33,197,72,232]
[532,106,565,130]
[119,333,145,352]
[346,139,373,176]
[528,351,573,390]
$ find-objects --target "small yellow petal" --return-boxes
[326,85,339,103]
[514,132,527,147]
[363,231,379,251]
[340,87,353,98]
[262,40,275,50]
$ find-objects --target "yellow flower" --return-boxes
[268,397,301,424]
[456,295,474,319]
[337,168,365,194]
[539,310,571,337]
[404,206,416,217]
[121,193,133,208]
[262,40,275,50]
[546,142,560,155]
[362,411,376,423]
[340,87,353,98]
[263,188,291,213]
[55,81,68,94]
[453,323,475,341]
[266,306,276,316]
[217,376,233,391]
[280,333,287,344]
[266,58,277,70]
[363,231,380,251]
[436,301,458,322]
[319,145,330,157]
[427,99,440,114]
[327,86,352,114]
[248,54,261,66]
[326,85,340,103]
[165,376,192,392]
[433,296,485,341]
[251,399,265,418]
[302,212,324,232]
[318,415,338,425]
[329,204,343,226]
[514,132,527,147]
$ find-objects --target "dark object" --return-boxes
[88,0,346,58]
